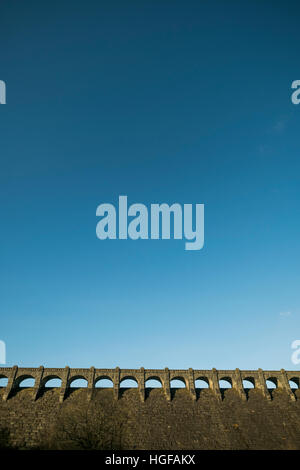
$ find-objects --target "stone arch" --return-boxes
[170,377,186,388]
[289,377,299,389]
[42,375,62,388]
[243,377,255,389]
[120,376,139,388]
[145,376,163,388]
[194,376,209,388]
[219,376,232,388]
[95,374,113,383]
[15,375,35,388]
[0,375,8,388]
[68,376,88,388]
[94,376,114,388]
[266,377,277,389]
[194,376,209,399]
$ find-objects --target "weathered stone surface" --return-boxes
[0,367,299,449]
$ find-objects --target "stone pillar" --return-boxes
[188,368,196,400]
[257,368,271,400]
[32,366,44,401]
[234,368,247,401]
[59,366,70,403]
[280,369,296,401]
[87,366,95,401]
[114,367,120,400]
[164,367,171,401]
[3,365,18,401]
[139,367,145,402]
[209,368,221,400]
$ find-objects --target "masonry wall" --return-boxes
[1,386,300,450]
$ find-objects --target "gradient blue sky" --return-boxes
[1,0,300,371]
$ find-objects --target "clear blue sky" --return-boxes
[1,0,300,371]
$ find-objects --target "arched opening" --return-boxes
[42,375,62,388]
[170,377,186,398]
[195,378,209,389]
[289,378,299,390]
[266,378,277,389]
[243,378,255,398]
[145,377,162,398]
[219,378,232,389]
[120,377,138,388]
[0,376,8,388]
[17,376,35,388]
[119,377,138,398]
[43,377,62,388]
[243,378,255,389]
[145,377,162,388]
[195,377,209,399]
[95,377,113,388]
[170,377,186,388]
[69,377,88,388]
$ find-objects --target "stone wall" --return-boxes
[0,367,300,450]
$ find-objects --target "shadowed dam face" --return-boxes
[0,367,300,449]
